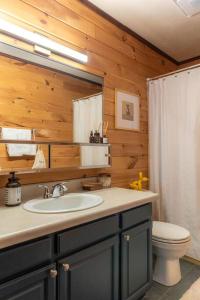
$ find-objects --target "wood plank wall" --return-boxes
[0,0,177,188]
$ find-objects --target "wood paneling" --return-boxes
[0,0,177,188]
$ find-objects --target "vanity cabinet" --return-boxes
[0,203,152,300]
[121,221,152,300]
[58,236,119,300]
[120,204,152,300]
[0,264,56,300]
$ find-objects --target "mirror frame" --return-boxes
[0,41,103,85]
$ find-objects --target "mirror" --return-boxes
[0,41,110,173]
[0,143,49,173]
[50,145,80,169]
[73,93,103,143]
[50,144,110,170]
[0,52,102,143]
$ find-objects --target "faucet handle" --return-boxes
[60,182,68,192]
[38,184,50,199]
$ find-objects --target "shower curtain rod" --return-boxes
[73,92,102,102]
[147,62,200,81]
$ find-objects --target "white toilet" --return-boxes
[152,221,191,286]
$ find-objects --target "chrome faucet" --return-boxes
[51,183,68,198]
[39,182,68,199]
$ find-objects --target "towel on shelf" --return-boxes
[1,128,37,157]
[32,147,46,169]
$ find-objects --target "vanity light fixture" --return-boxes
[0,18,88,63]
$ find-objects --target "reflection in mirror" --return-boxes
[0,44,109,172]
[50,145,80,169]
[73,92,103,143]
[0,54,103,143]
[0,143,49,172]
[80,145,110,168]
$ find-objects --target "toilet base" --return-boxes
[153,257,181,286]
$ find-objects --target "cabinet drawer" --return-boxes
[121,203,152,230]
[57,215,119,255]
[0,237,52,282]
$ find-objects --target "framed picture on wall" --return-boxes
[115,89,140,131]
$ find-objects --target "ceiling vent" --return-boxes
[174,0,200,16]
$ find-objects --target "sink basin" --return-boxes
[23,193,103,214]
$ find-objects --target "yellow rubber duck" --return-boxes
[130,172,148,191]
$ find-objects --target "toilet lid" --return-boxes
[152,221,190,242]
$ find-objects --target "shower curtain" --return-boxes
[73,93,102,143]
[73,93,107,166]
[149,68,200,260]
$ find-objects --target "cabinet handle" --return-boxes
[63,263,70,272]
[124,234,130,242]
[50,269,58,278]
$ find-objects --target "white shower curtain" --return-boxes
[149,68,200,260]
[73,93,103,143]
[73,93,107,166]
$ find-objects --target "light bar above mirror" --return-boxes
[0,41,102,84]
[0,18,88,63]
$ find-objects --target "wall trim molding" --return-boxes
[178,55,200,66]
[81,0,199,66]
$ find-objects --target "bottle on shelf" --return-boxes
[103,121,109,144]
[94,130,99,143]
[89,130,94,143]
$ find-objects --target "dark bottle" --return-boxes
[89,131,94,143]
[96,131,100,143]
[5,172,21,206]
[94,130,98,143]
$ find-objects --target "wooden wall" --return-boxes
[0,0,177,188]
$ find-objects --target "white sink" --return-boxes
[23,193,103,214]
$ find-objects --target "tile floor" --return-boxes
[144,260,200,300]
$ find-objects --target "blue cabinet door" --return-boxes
[58,236,119,300]
[121,221,152,300]
[0,264,56,300]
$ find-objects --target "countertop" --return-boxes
[0,188,158,250]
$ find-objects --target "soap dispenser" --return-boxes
[5,172,21,206]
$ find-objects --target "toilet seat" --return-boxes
[152,221,190,244]
[152,236,191,244]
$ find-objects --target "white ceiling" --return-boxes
[88,0,200,62]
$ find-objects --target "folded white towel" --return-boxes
[1,128,36,157]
